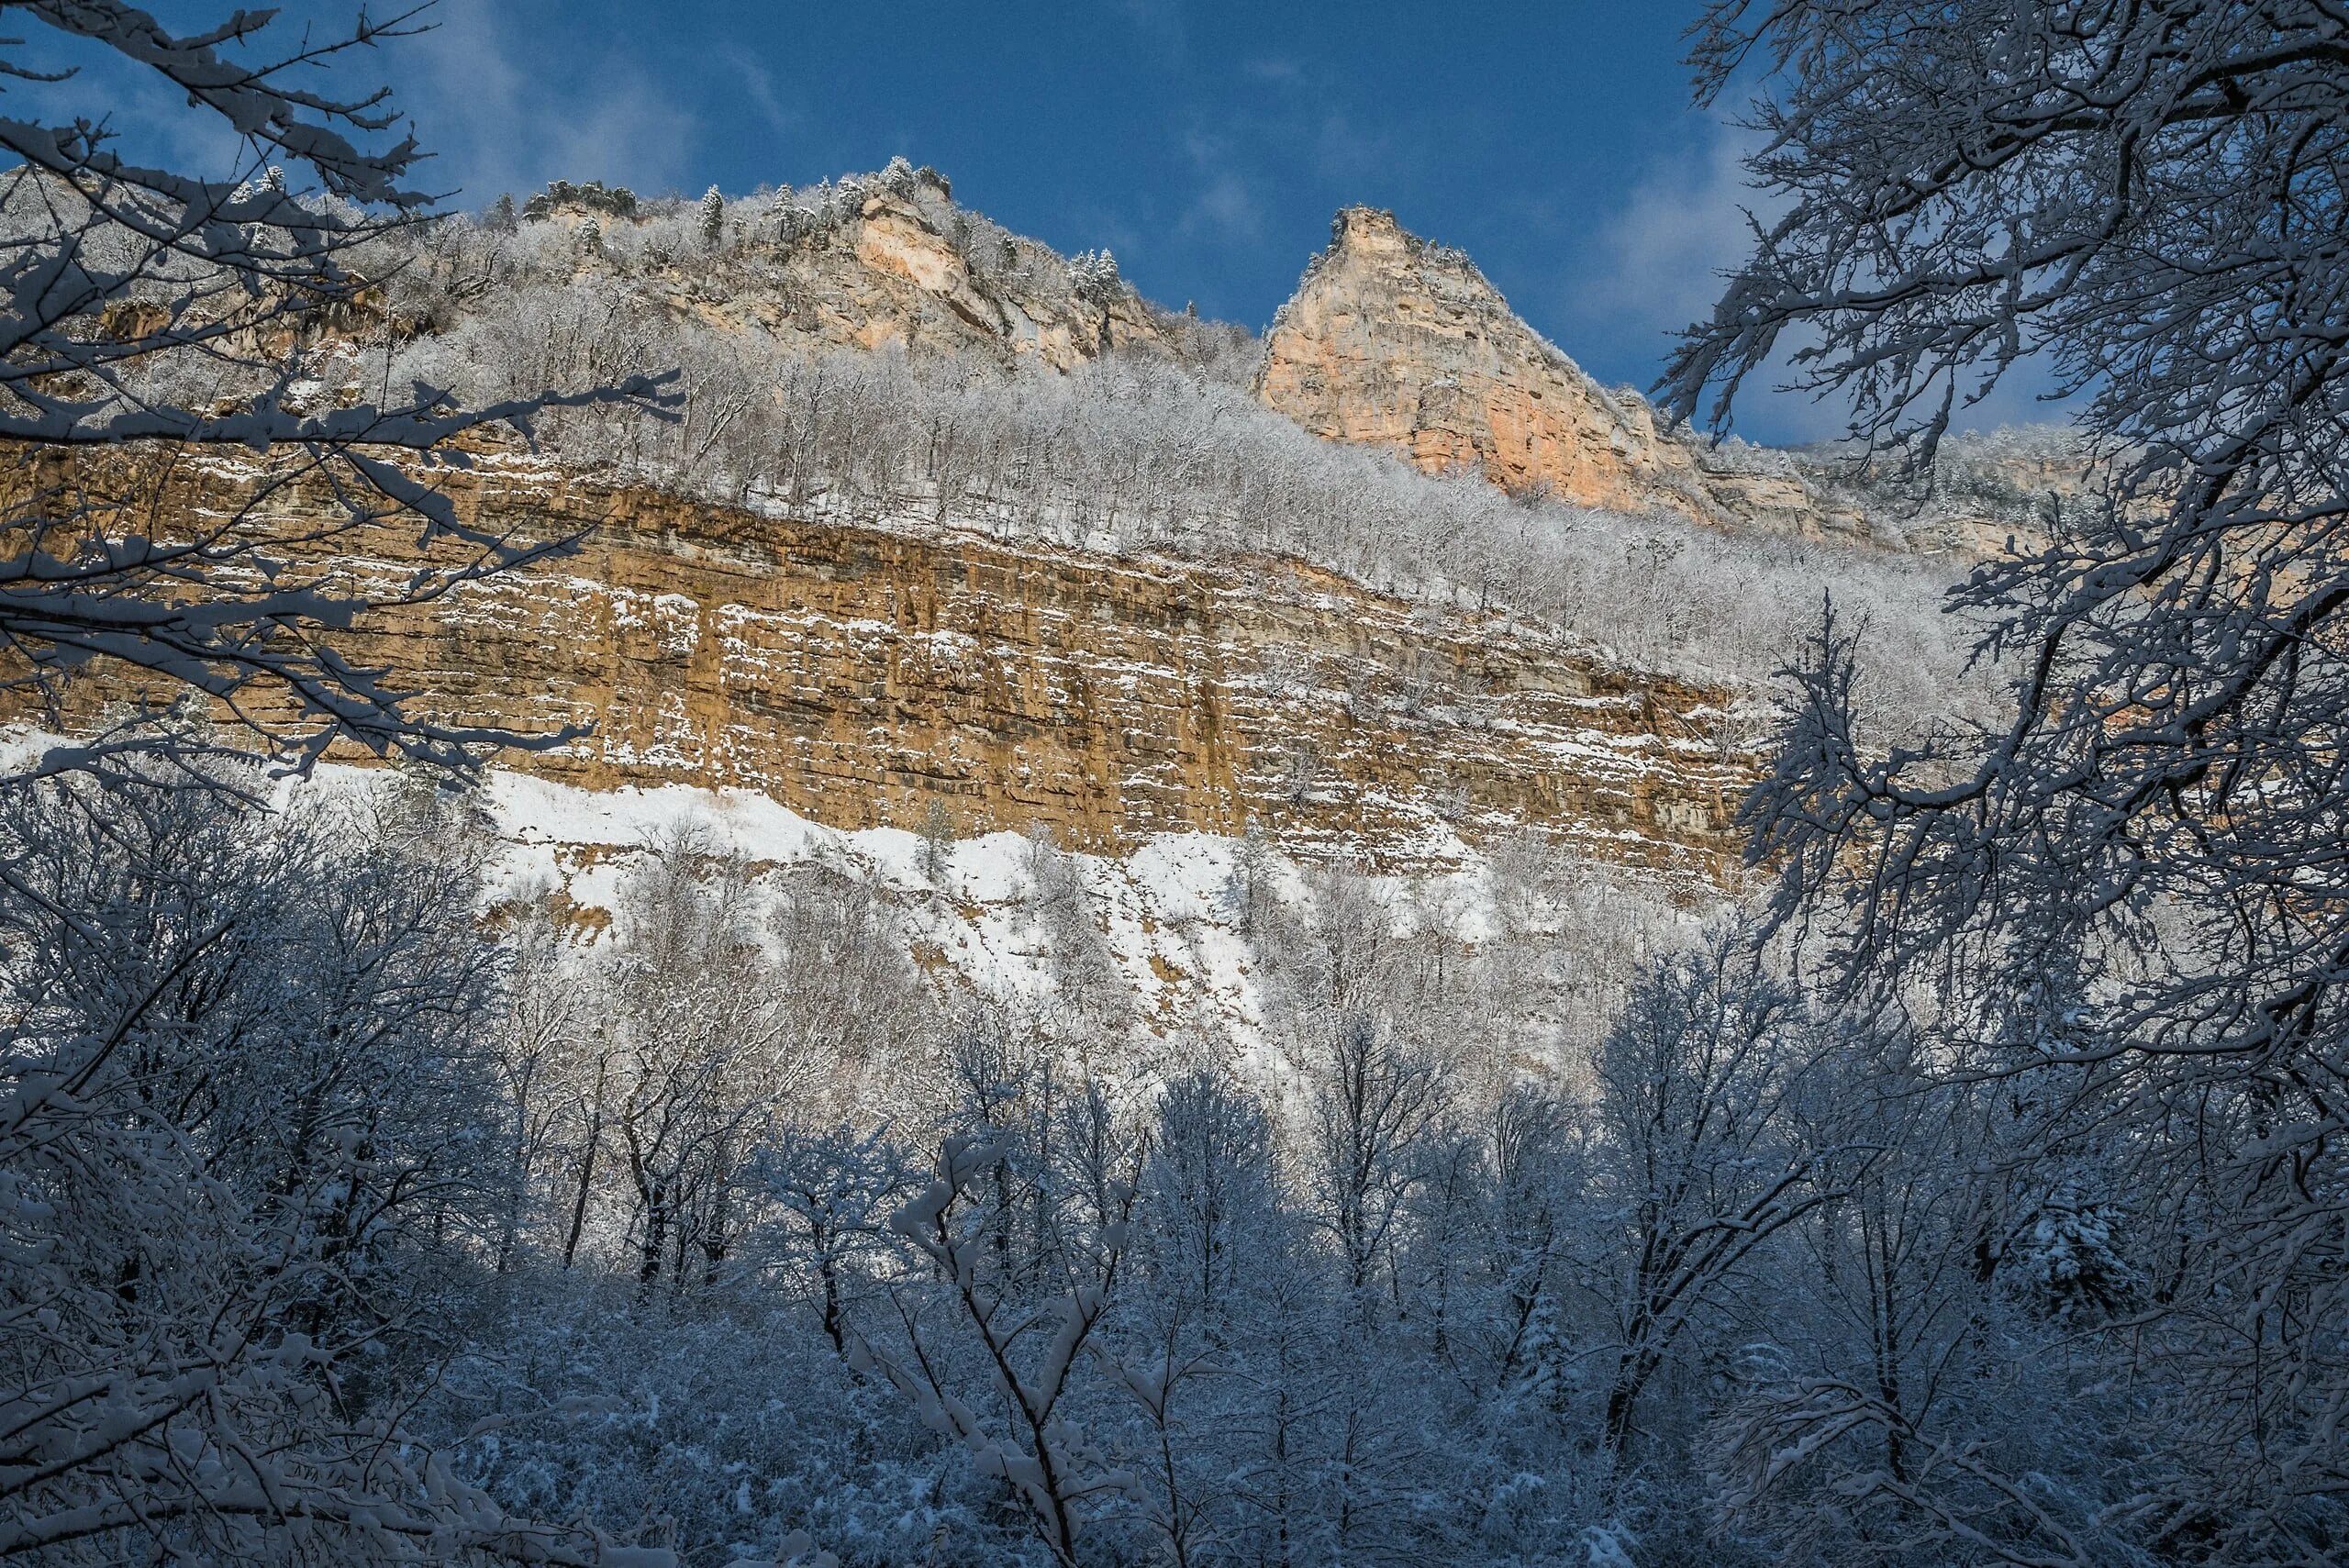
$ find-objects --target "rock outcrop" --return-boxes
[750,195,1174,371]
[1254,207,2078,550]
[15,455,1753,884]
[1255,208,1731,519]
[536,170,1226,375]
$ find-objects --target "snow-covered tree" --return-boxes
[0,768,642,1564]
[1702,1029,2129,1568]
[601,824,807,1291]
[1069,248,1123,306]
[1302,1013,1449,1305]
[918,798,956,886]
[0,4,672,778]
[760,1123,915,1357]
[850,1134,1139,1566]
[1020,826,1122,1031]
[1582,931,1849,1457]
[1673,6,2349,1553]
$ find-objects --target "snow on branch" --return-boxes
[0,2,679,781]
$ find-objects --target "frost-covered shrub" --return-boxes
[2011,1182,2145,1324]
[0,769,558,1563]
[525,177,640,220]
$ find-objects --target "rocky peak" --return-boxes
[1254,206,2083,550]
[1255,206,1727,519]
[496,168,1241,377]
[807,188,1169,369]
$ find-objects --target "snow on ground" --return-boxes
[480,767,1312,1051]
[467,767,1685,1077]
[2,725,1706,1070]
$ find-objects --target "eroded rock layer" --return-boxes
[21,457,1753,880]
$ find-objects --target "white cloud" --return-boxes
[1182,172,1265,242]
[401,0,696,205]
[1175,128,1264,243]
[1579,119,1773,353]
[1576,118,2075,444]
[725,55,801,144]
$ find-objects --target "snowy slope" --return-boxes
[0,724,1709,1073]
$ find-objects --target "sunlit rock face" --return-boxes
[9,454,1752,885]
[1256,207,1726,518]
[1254,206,2078,550]
[796,192,1172,369]
[580,175,1192,373]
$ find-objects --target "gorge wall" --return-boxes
[22,455,1752,884]
[13,173,2057,893]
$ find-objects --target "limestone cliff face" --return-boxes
[1254,207,2074,548]
[23,458,1753,883]
[541,173,1213,375]
[1255,208,1731,520]
[744,195,1170,371]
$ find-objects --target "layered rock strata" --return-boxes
[17,457,1753,882]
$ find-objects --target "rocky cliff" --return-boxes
[1254,206,2076,550]
[17,454,1752,884]
[456,178,2069,554]
[13,176,2061,893]
[1253,208,1735,519]
[510,165,1237,375]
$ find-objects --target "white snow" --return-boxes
[0,723,1705,1068]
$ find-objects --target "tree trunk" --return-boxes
[562,1112,600,1270]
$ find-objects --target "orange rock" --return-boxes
[1256,208,1721,518]
[9,454,1754,884]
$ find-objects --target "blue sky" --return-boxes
[38,2,2065,443]
[399,1,1789,421]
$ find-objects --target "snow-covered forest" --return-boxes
[4,757,2164,1568]
[6,4,2347,1567]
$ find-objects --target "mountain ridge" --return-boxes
[421,167,2076,556]
[6,165,2016,889]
